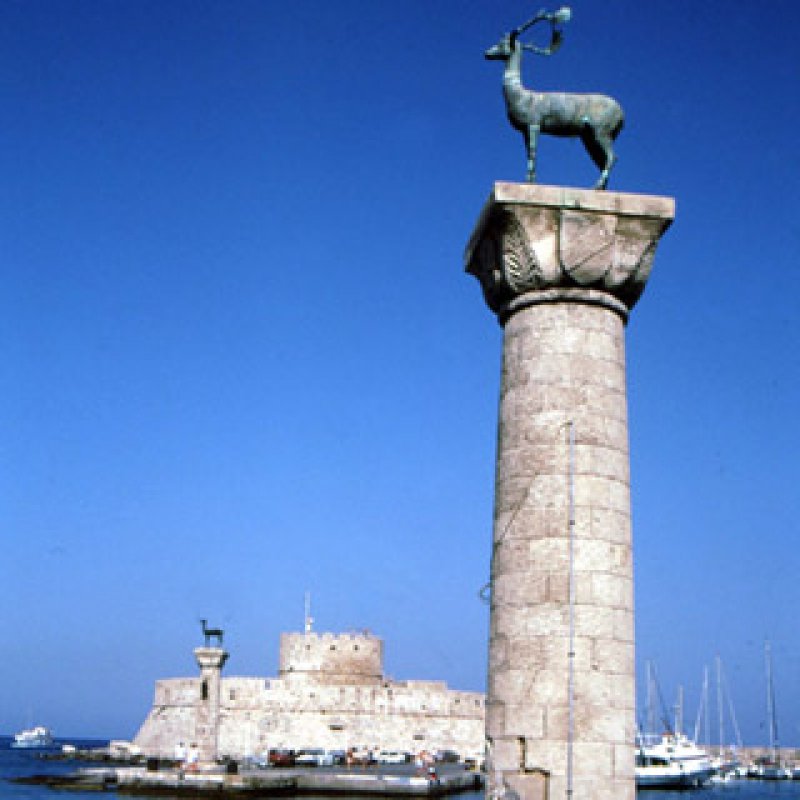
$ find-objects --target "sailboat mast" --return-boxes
[716,654,724,757]
[645,661,655,738]
[674,685,683,736]
[704,665,710,747]
[722,664,744,751]
[693,666,707,743]
[765,640,779,761]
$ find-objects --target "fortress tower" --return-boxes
[279,631,384,686]
[466,183,674,800]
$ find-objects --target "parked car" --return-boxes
[243,754,269,769]
[347,747,376,766]
[295,748,334,767]
[268,748,295,767]
[377,750,409,764]
[434,749,460,763]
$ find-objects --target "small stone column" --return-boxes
[465,183,674,800]
[194,647,229,764]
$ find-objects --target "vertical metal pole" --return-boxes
[566,420,575,800]
[304,591,313,633]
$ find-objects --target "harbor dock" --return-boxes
[15,764,484,797]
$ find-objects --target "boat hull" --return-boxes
[635,765,714,789]
[10,741,52,749]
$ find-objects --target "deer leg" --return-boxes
[583,126,616,190]
[594,144,617,190]
[525,124,540,183]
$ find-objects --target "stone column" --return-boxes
[465,183,674,800]
[194,647,229,764]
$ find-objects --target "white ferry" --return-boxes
[11,725,54,749]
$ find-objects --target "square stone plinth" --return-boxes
[465,182,675,318]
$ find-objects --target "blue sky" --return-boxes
[2,0,798,746]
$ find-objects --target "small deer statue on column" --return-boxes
[200,618,224,648]
[485,7,624,190]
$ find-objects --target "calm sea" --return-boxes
[3,736,800,800]
[1,735,109,800]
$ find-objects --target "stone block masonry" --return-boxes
[465,182,674,800]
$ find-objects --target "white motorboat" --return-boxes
[11,725,54,748]
[635,732,714,789]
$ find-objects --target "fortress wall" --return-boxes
[220,687,484,757]
[220,678,484,719]
[218,708,484,759]
[154,677,200,706]
[219,677,270,708]
[134,678,201,755]
[218,677,484,757]
[134,673,484,760]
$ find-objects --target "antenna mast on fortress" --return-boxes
[304,591,314,633]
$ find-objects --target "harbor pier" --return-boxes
[14,763,484,797]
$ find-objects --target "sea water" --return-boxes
[4,737,800,800]
[1,735,109,800]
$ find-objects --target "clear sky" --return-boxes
[2,0,798,746]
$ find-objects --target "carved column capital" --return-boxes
[465,182,675,322]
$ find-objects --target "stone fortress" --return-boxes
[133,623,485,762]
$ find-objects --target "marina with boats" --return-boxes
[634,642,799,790]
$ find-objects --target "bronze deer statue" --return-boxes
[200,618,223,647]
[485,7,624,190]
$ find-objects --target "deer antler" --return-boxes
[522,31,563,57]
[513,6,571,56]
[513,9,550,37]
